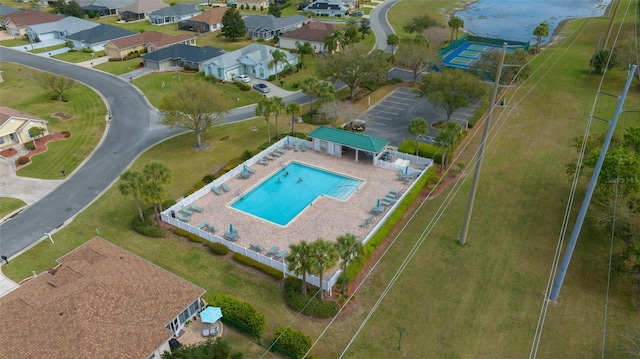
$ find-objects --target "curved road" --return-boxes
[0,0,398,259]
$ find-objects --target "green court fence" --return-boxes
[467,35,530,51]
[439,34,468,57]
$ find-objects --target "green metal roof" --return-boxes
[307,126,389,153]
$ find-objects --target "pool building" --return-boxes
[162,127,433,293]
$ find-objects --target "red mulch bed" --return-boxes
[15,132,69,168]
[0,147,17,158]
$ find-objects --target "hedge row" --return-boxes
[397,140,451,165]
[232,253,284,280]
[209,293,266,338]
[173,228,230,255]
[272,326,312,358]
[283,277,339,319]
[131,201,175,237]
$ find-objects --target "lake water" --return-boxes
[455,0,612,44]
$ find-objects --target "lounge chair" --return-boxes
[275,148,285,155]
[274,250,287,259]
[266,154,275,161]
[381,199,393,207]
[181,206,194,215]
[221,183,231,192]
[258,159,268,165]
[301,142,306,152]
[384,195,397,202]
[247,167,256,174]
[206,224,219,233]
[294,143,299,152]
[202,328,210,337]
[210,325,219,336]
[189,204,203,212]
[211,186,222,195]
[239,171,251,179]
[389,189,401,196]
[272,151,281,157]
[359,219,370,228]
[176,212,190,222]
[266,246,279,256]
[250,244,264,252]
[197,221,210,230]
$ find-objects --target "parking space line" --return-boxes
[368,108,399,115]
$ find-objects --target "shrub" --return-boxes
[209,293,266,338]
[24,142,35,151]
[240,150,253,161]
[233,81,251,91]
[283,277,339,318]
[202,174,216,184]
[388,77,403,84]
[173,227,204,243]
[397,140,450,164]
[82,48,93,53]
[131,200,175,238]
[232,253,284,280]
[239,4,244,9]
[268,75,276,81]
[203,241,229,255]
[17,156,30,165]
[61,131,71,138]
[272,327,312,358]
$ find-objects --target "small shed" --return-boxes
[307,126,389,161]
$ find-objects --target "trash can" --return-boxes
[170,210,176,218]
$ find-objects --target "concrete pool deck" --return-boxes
[184,148,414,258]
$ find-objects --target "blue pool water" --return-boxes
[231,162,363,226]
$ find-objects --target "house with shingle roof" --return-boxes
[243,14,308,40]
[0,237,206,359]
[148,3,200,26]
[0,107,49,151]
[142,44,225,71]
[308,126,390,160]
[79,0,136,16]
[118,0,169,21]
[279,21,338,53]
[25,16,100,42]
[104,31,196,59]
[66,23,136,51]
[2,8,62,37]
[226,0,269,10]
[303,0,348,17]
[0,4,19,17]
[178,6,226,33]
[202,43,298,81]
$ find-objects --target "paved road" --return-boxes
[371,0,400,52]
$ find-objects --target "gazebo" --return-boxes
[307,126,390,162]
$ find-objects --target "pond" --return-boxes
[455,0,612,44]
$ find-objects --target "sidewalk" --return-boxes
[0,266,18,297]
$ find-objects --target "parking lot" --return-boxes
[362,87,477,146]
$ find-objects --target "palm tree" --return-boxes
[335,233,363,295]
[435,121,463,169]
[268,49,289,80]
[295,41,313,67]
[286,102,301,135]
[533,21,549,53]
[408,117,429,156]
[386,33,399,53]
[271,96,285,140]
[142,161,172,212]
[324,30,346,53]
[301,76,319,118]
[310,238,339,300]
[256,97,274,142]
[141,179,165,226]
[286,240,314,295]
[447,15,464,43]
[118,169,146,221]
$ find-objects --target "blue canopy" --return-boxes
[200,306,223,324]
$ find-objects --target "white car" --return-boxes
[234,74,251,83]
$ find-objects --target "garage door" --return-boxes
[37,32,58,41]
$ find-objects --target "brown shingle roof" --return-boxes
[109,31,195,49]
[280,21,337,43]
[186,6,225,25]
[0,237,205,359]
[3,8,61,26]
[0,106,45,127]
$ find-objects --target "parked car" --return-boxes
[252,83,270,94]
[349,10,364,17]
[234,74,250,83]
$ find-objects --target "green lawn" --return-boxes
[0,198,26,219]
[94,58,144,75]
[387,0,461,41]
[31,43,67,54]
[0,38,29,47]
[52,50,106,63]
[0,63,106,179]
[195,32,256,52]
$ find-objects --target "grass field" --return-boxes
[0,198,26,219]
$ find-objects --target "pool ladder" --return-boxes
[279,161,286,169]
[235,189,244,198]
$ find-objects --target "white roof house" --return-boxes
[26,16,100,42]
[202,43,298,81]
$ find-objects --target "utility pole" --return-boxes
[549,65,637,301]
[458,43,507,245]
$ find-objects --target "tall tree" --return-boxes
[141,177,165,226]
[159,81,231,150]
[268,3,281,17]
[358,18,370,39]
[418,68,486,121]
[591,49,617,74]
[408,117,429,155]
[294,41,313,67]
[345,25,358,43]
[469,48,530,84]
[118,169,146,221]
[310,238,339,300]
[27,126,46,147]
[39,73,75,101]
[317,45,390,100]
[256,97,274,142]
[221,7,245,41]
[285,102,301,135]
[269,49,289,80]
[286,240,314,295]
[435,121,463,169]
[324,29,346,53]
[271,96,285,140]
[402,14,437,34]
[334,233,363,295]
[386,33,399,53]
[142,161,172,224]
[447,15,464,42]
[395,39,432,83]
[533,21,549,53]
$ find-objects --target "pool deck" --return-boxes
[186,148,413,261]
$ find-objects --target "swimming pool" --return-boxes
[231,162,363,226]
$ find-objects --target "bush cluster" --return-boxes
[173,227,204,243]
[24,142,35,151]
[61,131,71,138]
[204,241,229,255]
[233,80,251,91]
[272,327,312,358]
[232,253,284,280]
[397,141,449,164]
[131,200,174,237]
[209,293,266,338]
[17,156,30,165]
[283,277,339,318]
[82,48,93,53]
[202,174,216,183]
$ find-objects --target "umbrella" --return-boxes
[229,224,233,233]
[376,199,381,208]
[405,166,409,175]
[200,306,223,324]
[287,137,290,144]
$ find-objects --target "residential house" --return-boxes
[0,237,206,359]
[104,31,196,59]
[77,0,136,16]
[118,0,169,21]
[279,21,338,53]
[148,3,200,26]
[243,14,307,40]
[0,4,19,17]
[303,0,348,17]
[142,44,225,71]
[66,23,136,51]
[226,0,269,10]
[0,107,49,151]
[203,43,298,81]
[177,6,225,33]
[2,8,62,37]
[26,16,99,42]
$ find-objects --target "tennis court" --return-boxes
[441,37,528,70]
